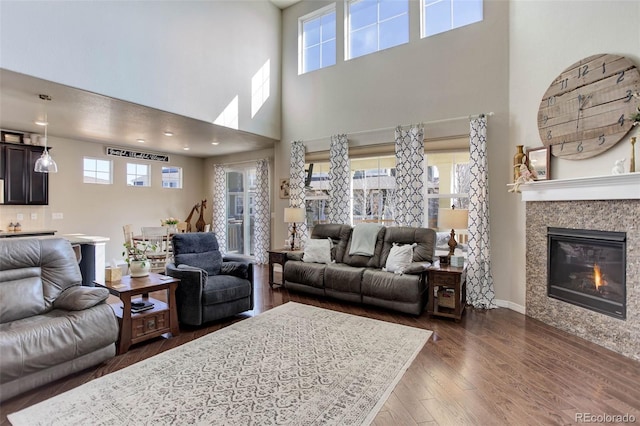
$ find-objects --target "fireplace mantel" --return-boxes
[519,172,640,201]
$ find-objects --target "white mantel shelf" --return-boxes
[519,172,640,201]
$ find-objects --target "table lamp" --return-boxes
[284,207,305,250]
[438,206,469,260]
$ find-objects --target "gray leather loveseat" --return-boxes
[283,224,436,315]
[0,238,119,402]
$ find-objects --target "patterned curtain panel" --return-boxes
[394,125,425,227]
[254,159,270,264]
[289,141,308,244]
[467,116,497,309]
[212,164,227,255]
[328,134,351,224]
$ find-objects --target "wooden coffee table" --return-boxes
[95,272,180,354]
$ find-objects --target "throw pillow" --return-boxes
[302,238,333,264]
[384,243,416,274]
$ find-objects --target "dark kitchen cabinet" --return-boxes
[1,143,49,205]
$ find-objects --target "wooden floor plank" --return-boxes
[2,264,639,425]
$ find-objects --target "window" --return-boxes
[226,168,257,256]
[126,163,150,187]
[421,0,483,38]
[162,166,182,188]
[299,5,336,74]
[424,151,470,229]
[347,0,409,60]
[83,157,112,184]
[350,156,396,224]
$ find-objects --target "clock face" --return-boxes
[538,54,640,160]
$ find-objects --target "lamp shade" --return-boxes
[284,207,305,223]
[438,208,468,230]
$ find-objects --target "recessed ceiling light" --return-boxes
[211,141,219,145]
[35,120,48,126]
[163,131,174,136]
[137,139,145,143]
[183,147,190,151]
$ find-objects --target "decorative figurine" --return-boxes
[611,158,626,175]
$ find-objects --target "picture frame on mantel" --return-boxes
[527,146,550,181]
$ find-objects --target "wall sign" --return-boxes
[106,146,169,162]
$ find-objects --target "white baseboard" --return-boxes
[494,299,526,315]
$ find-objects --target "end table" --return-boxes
[427,263,467,321]
[268,248,302,288]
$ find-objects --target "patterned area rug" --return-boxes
[8,302,432,425]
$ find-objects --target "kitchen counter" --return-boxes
[0,229,57,238]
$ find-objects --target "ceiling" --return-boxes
[0,69,278,158]
[269,0,301,9]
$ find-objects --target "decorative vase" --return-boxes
[129,260,150,278]
[514,145,526,180]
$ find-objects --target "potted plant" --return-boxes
[162,217,180,233]
[122,241,156,277]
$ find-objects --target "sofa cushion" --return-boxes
[173,233,222,276]
[53,287,109,311]
[361,269,425,303]
[202,275,252,306]
[303,238,333,264]
[380,227,436,266]
[342,227,386,268]
[284,261,326,289]
[325,263,365,295]
[0,274,45,323]
[310,224,352,263]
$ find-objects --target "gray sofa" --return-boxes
[0,238,119,402]
[166,232,254,326]
[283,224,436,315]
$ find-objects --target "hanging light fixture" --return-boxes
[34,114,58,173]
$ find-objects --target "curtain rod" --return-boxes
[298,112,494,142]
[211,157,272,167]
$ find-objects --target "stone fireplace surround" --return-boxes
[524,173,640,361]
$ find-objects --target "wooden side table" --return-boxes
[427,263,467,321]
[95,272,180,354]
[268,248,302,288]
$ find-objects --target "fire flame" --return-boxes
[593,264,603,290]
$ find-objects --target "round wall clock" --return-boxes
[537,54,640,160]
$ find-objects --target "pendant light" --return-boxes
[34,114,58,173]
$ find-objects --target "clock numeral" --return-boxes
[602,62,606,74]
[618,114,625,126]
[547,130,552,140]
[561,140,566,151]
[598,134,606,145]
[560,78,569,90]
[577,141,584,153]
[578,65,589,78]
[616,70,625,84]
[547,96,556,107]
[542,114,549,124]
[624,90,633,102]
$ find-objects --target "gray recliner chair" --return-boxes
[166,232,254,326]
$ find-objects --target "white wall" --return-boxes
[0,136,205,263]
[0,0,282,140]
[278,0,513,301]
[508,0,640,307]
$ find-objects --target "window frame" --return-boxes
[82,157,112,185]
[161,166,183,189]
[126,162,151,187]
[420,0,483,39]
[298,3,337,75]
[345,0,410,61]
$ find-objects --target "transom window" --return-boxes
[421,0,483,38]
[299,5,336,74]
[347,0,409,60]
[83,157,112,184]
[126,163,150,187]
[162,166,183,188]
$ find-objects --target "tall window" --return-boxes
[350,156,396,224]
[162,166,182,188]
[126,163,150,187]
[226,168,256,256]
[299,5,336,74]
[347,0,409,60]
[425,151,470,229]
[421,0,483,38]
[83,157,112,184]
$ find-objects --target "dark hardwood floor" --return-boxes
[2,265,639,425]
